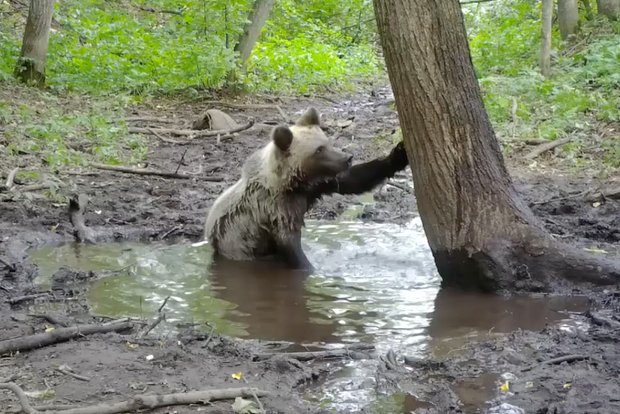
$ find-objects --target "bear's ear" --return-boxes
[296,107,320,127]
[272,125,293,152]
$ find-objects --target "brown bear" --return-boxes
[204,107,409,269]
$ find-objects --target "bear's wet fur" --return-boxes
[204,107,409,269]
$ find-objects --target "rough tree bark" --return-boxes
[373,0,619,291]
[541,0,553,77]
[597,0,620,19]
[235,0,276,66]
[558,0,579,39]
[15,0,55,86]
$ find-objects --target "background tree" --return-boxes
[597,0,620,19]
[235,0,276,66]
[373,0,619,291]
[540,0,553,76]
[558,0,579,39]
[14,0,55,86]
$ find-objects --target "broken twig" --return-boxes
[136,314,165,339]
[524,137,572,160]
[0,382,268,414]
[0,321,133,355]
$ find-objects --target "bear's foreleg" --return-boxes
[275,232,313,270]
[311,141,409,197]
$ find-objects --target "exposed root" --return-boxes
[88,163,223,181]
[0,382,268,414]
[0,321,133,355]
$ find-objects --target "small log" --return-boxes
[521,354,589,372]
[0,382,268,414]
[88,163,223,181]
[128,120,253,138]
[254,344,375,361]
[0,321,133,355]
[68,193,96,244]
[524,137,572,160]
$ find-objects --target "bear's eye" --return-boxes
[315,146,324,154]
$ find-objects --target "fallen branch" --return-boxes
[137,6,183,15]
[27,314,68,327]
[0,257,16,272]
[136,314,165,339]
[55,365,91,382]
[201,101,289,122]
[0,321,133,355]
[254,344,375,361]
[588,186,620,202]
[521,354,589,372]
[524,137,572,160]
[0,383,36,414]
[587,310,620,329]
[88,163,223,181]
[0,382,268,414]
[128,120,253,138]
[8,293,51,305]
[123,116,177,123]
[531,189,590,206]
[68,193,96,244]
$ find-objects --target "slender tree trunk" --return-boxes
[541,0,553,77]
[558,0,579,39]
[582,0,594,19]
[373,0,619,291]
[15,0,55,86]
[235,0,276,65]
[597,0,620,19]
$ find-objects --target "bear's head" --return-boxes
[270,107,353,185]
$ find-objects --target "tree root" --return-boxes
[128,120,253,138]
[0,321,133,355]
[0,382,268,414]
[88,163,223,181]
[253,344,375,361]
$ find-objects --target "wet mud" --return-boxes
[1,87,620,413]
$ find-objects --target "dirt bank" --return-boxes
[1,86,619,413]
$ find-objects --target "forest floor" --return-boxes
[1,83,620,413]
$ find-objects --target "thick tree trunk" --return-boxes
[558,0,579,39]
[541,0,553,77]
[373,0,619,291]
[235,0,276,65]
[597,0,620,19]
[15,0,55,86]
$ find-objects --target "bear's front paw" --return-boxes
[389,141,409,170]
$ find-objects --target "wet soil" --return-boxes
[1,86,619,413]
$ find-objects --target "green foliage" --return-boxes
[0,0,380,95]
[466,1,620,168]
[0,85,146,168]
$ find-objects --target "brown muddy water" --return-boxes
[29,217,589,413]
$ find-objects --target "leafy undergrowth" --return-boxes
[465,1,620,172]
[0,83,146,174]
[0,0,380,95]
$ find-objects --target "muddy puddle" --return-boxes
[28,217,589,413]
